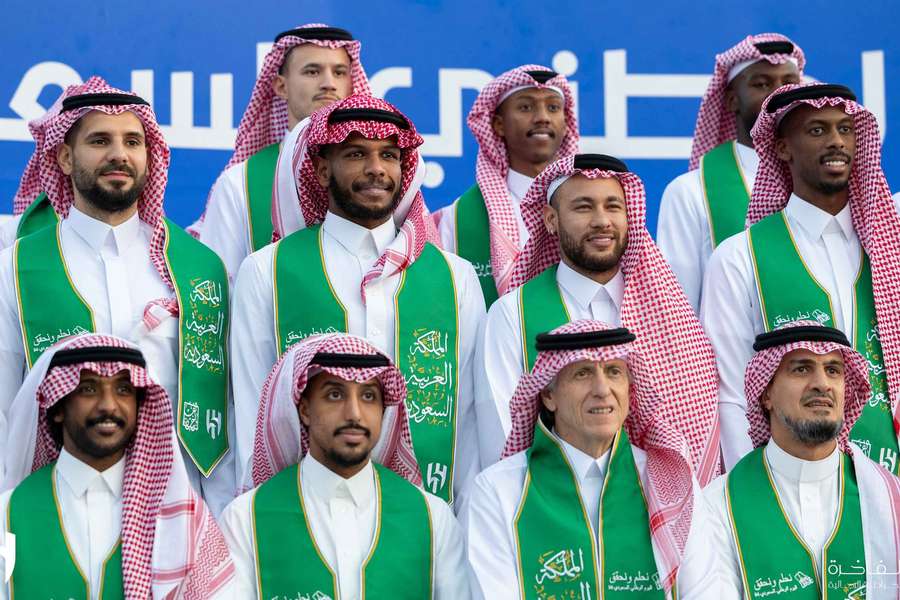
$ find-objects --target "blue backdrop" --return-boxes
[1,0,896,235]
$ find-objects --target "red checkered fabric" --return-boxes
[744,321,869,452]
[465,64,578,294]
[273,94,440,299]
[11,77,110,214]
[689,33,805,170]
[15,334,233,599]
[508,155,721,484]
[502,319,694,592]
[251,332,421,489]
[35,76,181,300]
[747,82,900,438]
[227,23,370,169]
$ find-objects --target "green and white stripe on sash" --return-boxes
[14,219,230,476]
[251,461,433,600]
[514,421,666,599]
[700,141,752,248]
[726,447,866,599]
[15,192,59,239]
[518,265,571,372]
[748,211,900,474]
[454,184,499,306]
[273,225,461,503]
[243,142,279,252]
[7,463,124,599]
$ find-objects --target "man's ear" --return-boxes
[724,83,740,114]
[57,144,74,176]
[540,387,557,413]
[491,113,505,139]
[314,154,331,189]
[272,74,288,101]
[542,203,559,237]
[298,396,311,427]
[774,137,791,163]
[762,386,774,413]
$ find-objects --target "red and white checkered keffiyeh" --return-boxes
[36,77,181,301]
[11,77,110,215]
[227,23,370,169]
[2,334,234,599]
[464,64,579,294]
[502,319,694,592]
[747,82,900,438]
[508,155,721,484]
[689,33,805,170]
[273,94,440,298]
[250,332,421,491]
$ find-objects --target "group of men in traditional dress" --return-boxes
[0,21,898,599]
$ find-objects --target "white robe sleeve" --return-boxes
[0,217,21,252]
[434,203,458,254]
[229,246,278,489]
[425,492,473,599]
[699,233,758,469]
[675,477,732,599]
[0,248,25,485]
[474,289,525,468]
[198,164,253,283]
[655,170,710,315]
[702,475,746,598]
[218,490,259,599]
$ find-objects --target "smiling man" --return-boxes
[475,154,720,483]
[230,95,485,507]
[464,320,718,599]
[221,333,469,599]
[193,24,371,278]
[701,83,900,472]
[705,322,900,598]
[433,65,578,305]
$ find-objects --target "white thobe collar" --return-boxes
[506,169,535,202]
[765,438,840,483]
[65,205,142,258]
[557,261,625,313]
[322,210,397,260]
[784,193,856,243]
[301,453,374,509]
[557,431,613,483]
[735,141,760,174]
[56,448,125,499]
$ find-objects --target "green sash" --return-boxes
[15,192,59,239]
[726,447,866,599]
[518,265,571,372]
[748,211,900,474]
[7,463,124,599]
[252,462,433,600]
[700,141,752,247]
[515,422,665,599]
[273,225,460,502]
[455,184,499,306]
[14,219,230,475]
[244,142,279,252]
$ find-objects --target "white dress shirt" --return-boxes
[0,449,124,600]
[230,211,486,500]
[657,142,759,314]
[701,194,863,469]
[0,207,236,515]
[198,159,262,281]
[219,454,471,600]
[436,168,533,253]
[705,440,840,598]
[474,261,625,467]
[463,435,719,600]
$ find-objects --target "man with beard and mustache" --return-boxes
[221,333,469,599]
[474,153,721,482]
[656,34,804,313]
[191,24,371,279]
[705,322,900,598]
[701,83,900,473]
[432,65,578,306]
[0,334,235,599]
[230,95,485,507]
[0,78,235,515]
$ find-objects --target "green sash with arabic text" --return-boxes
[455,184,499,306]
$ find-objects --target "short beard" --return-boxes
[72,160,146,214]
[778,410,843,446]
[64,416,135,460]
[814,178,850,195]
[329,174,401,223]
[325,424,373,469]
[559,227,626,274]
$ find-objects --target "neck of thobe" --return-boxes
[506,169,533,247]
[556,430,613,536]
[556,260,625,325]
